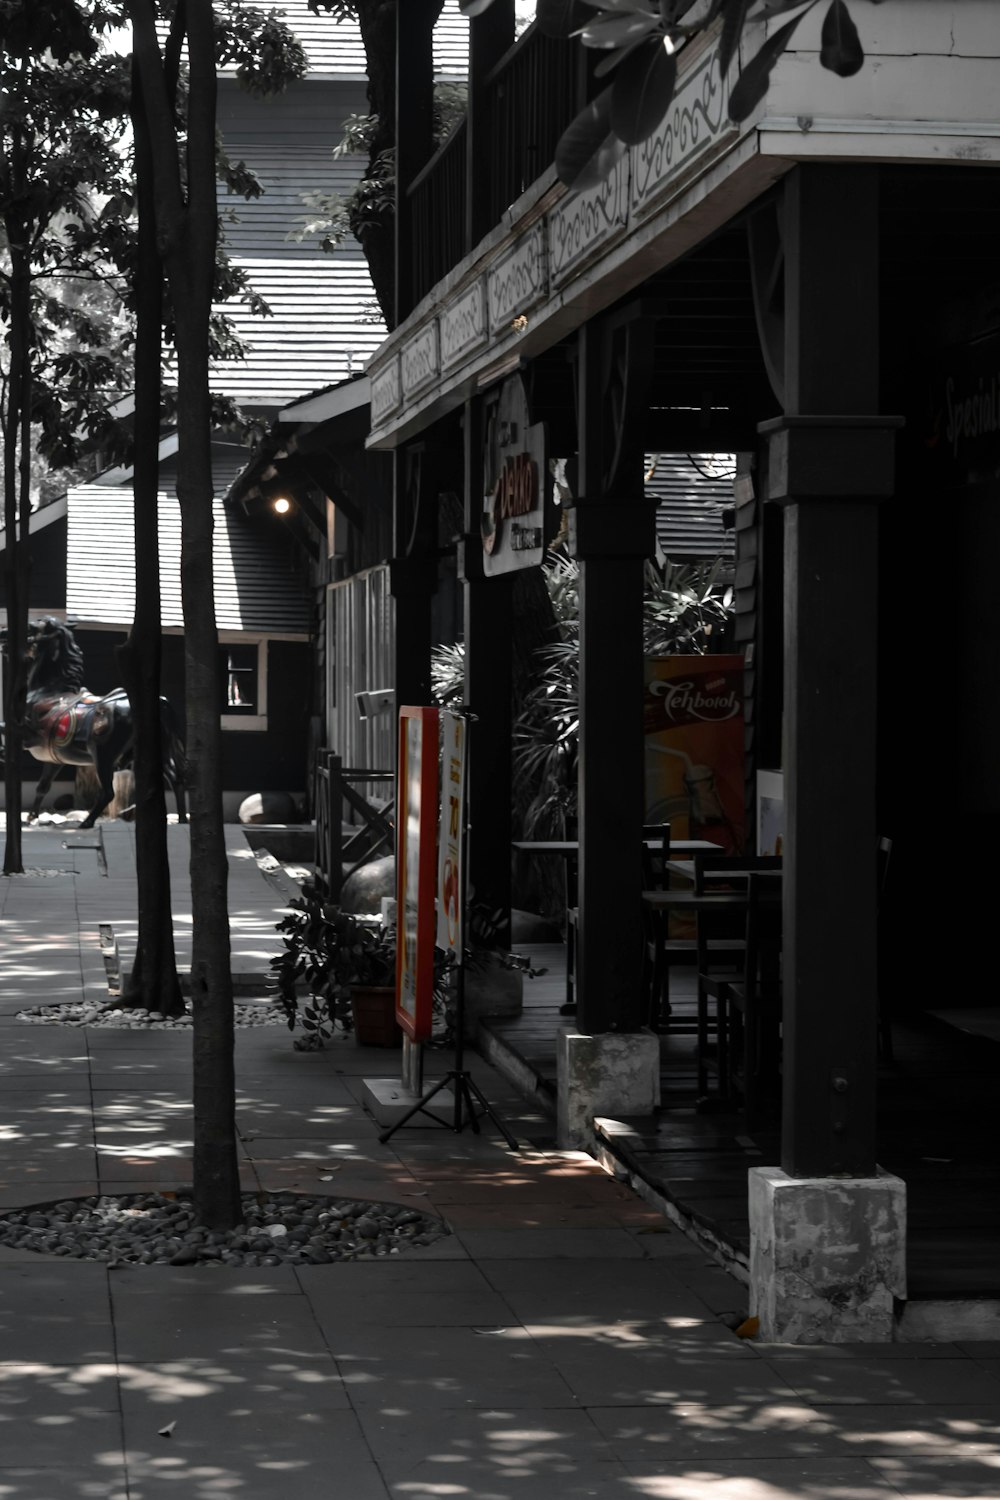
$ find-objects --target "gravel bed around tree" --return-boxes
[0,1191,450,1265]
[16,1001,285,1029]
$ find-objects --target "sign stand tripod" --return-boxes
[379,708,519,1150]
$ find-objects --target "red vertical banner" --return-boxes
[436,711,467,958]
[396,705,439,1042]
[643,656,745,854]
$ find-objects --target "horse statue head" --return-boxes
[25,617,87,697]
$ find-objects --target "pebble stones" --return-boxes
[15,1001,285,1030]
[0,1192,448,1266]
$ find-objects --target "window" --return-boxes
[219,637,267,730]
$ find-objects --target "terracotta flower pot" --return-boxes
[350,985,401,1047]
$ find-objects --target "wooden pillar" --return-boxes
[460,399,512,945]
[572,317,657,1035]
[395,0,437,325]
[466,0,514,251]
[764,166,899,1178]
[390,445,437,710]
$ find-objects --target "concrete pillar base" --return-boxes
[556,1028,660,1149]
[749,1165,906,1343]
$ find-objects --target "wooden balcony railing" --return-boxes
[408,117,467,309]
[484,21,579,226]
[405,23,582,309]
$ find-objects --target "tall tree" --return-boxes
[1,3,132,874]
[128,0,305,1229]
[307,1,443,326]
[114,45,184,1019]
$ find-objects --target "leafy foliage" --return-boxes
[290,82,468,260]
[461,0,871,188]
[270,892,398,1042]
[432,545,733,844]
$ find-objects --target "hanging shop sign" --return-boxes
[481,373,549,575]
[436,710,467,957]
[917,329,1000,487]
[396,705,439,1043]
[643,655,745,855]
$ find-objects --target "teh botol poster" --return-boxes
[644,656,745,854]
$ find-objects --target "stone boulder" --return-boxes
[340,854,396,914]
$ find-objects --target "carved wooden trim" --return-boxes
[549,156,630,286]
[371,358,402,423]
[487,223,548,332]
[401,323,440,398]
[441,281,489,368]
[630,48,736,217]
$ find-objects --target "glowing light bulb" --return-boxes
[273,496,291,515]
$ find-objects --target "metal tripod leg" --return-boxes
[378,1068,521,1150]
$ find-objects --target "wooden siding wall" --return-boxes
[65,490,311,635]
[216,0,468,79]
[0,515,67,612]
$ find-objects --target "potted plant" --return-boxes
[270,888,401,1048]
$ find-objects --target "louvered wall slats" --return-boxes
[646,453,735,561]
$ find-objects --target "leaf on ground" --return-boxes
[158,1421,177,1438]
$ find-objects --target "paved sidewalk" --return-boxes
[1,824,999,1499]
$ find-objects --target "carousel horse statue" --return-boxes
[3,616,187,829]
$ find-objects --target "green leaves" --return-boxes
[537,0,590,37]
[610,35,677,145]
[555,86,627,190]
[548,0,866,187]
[727,6,810,121]
[820,0,863,76]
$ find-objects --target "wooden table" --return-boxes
[663,860,782,884]
[642,889,753,913]
[512,841,723,1014]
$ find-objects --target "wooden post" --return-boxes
[466,0,514,252]
[460,398,512,948]
[572,317,657,1035]
[396,0,437,325]
[765,166,900,1178]
[390,444,438,710]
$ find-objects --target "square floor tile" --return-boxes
[111,1292,331,1363]
[329,1325,578,1409]
[0,1362,122,1464]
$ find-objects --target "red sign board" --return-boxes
[395,705,439,1042]
[644,655,745,854]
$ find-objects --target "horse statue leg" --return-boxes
[80,745,117,830]
[171,764,188,824]
[168,735,188,824]
[29,765,57,820]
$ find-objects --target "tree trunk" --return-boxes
[351,0,443,329]
[130,0,241,1229]
[2,197,31,876]
[115,54,184,1019]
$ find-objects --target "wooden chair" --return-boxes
[693,854,782,1096]
[715,871,783,1125]
[876,834,893,1064]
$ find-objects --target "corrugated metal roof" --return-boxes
[217,0,468,79]
[65,486,311,636]
[646,453,735,561]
